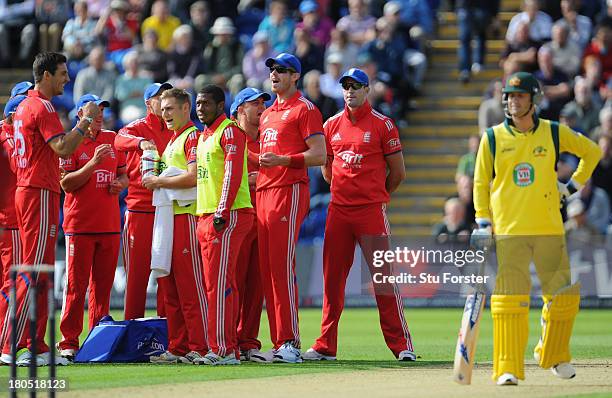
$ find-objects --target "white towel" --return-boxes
[150,167,197,278]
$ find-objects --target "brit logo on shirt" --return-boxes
[338,150,364,168]
[95,170,115,188]
[363,132,371,143]
[262,128,278,149]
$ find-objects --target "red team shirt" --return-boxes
[13,90,65,193]
[60,130,126,234]
[246,135,259,206]
[257,91,324,190]
[0,122,18,229]
[115,113,172,212]
[324,101,402,206]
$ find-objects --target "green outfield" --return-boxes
[1,307,611,397]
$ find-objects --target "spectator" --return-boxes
[541,19,582,78]
[36,0,71,53]
[363,17,408,91]
[456,135,479,180]
[591,106,612,140]
[453,174,475,227]
[432,198,472,244]
[73,46,117,104]
[189,1,212,50]
[242,31,277,89]
[336,0,376,46]
[534,46,572,121]
[95,0,139,67]
[358,52,397,118]
[456,0,500,83]
[583,56,605,102]
[564,199,601,243]
[560,0,592,50]
[583,22,612,82]
[500,20,540,72]
[561,77,603,135]
[197,16,244,91]
[141,0,181,51]
[293,27,325,76]
[506,0,553,43]
[0,0,36,67]
[137,29,169,82]
[478,79,504,133]
[592,133,612,211]
[396,0,435,37]
[569,179,611,234]
[383,2,427,92]
[296,0,334,48]
[303,69,339,121]
[62,1,98,58]
[319,52,345,107]
[167,25,203,91]
[115,50,153,124]
[325,28,360,73]
[256,0,295,53]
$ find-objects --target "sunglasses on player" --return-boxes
[269,65,296,74]
[341,81,366,90]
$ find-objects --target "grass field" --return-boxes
[1,307,611,397]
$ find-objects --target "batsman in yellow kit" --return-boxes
[471,72,602,385]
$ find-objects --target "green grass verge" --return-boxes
[0,308,610,391]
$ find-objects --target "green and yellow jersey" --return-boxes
[473,118,602,235]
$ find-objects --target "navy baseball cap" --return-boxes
[299,0,318,14]
[10,81,34,98]
[3,95,27,117]
[230,87,271,116]
[144,82,172,101]
[265,53,302,74]
[76,94,110,111]
[339,68,369,86]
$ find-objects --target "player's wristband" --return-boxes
[74,127,85,137]
[288,153,305,169]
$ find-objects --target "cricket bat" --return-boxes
[453,261,487,385]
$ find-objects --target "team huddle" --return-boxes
[0,51,414,367]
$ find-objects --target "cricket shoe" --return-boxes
[302,348,336,361]
[179,351,206,364]
[150,351,183,364]
[273,342,302,363]
[58,348,76,362]
[552,362,576,379]
[194,352,240,366]
[240,348,272,363]
[0,348,29,365]
[17,351,70,367]
[496,373,518,386]
[398,350,416,361]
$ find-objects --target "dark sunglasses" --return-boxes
[341,81,366,90]
[269,65,296,74]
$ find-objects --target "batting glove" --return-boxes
[557,179,580,205]
[470,218,493,250]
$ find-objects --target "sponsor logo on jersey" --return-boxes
[79,152,90,161]
[363,132,371,143]
[387,138,400,149]
[281,110,291,120]
[513,162,534,187]
[532,146,547,157]
[501,147,515,153]
[280,216,288,222]
[262,128,278,149]
[182,248,189,254]
[94,169,115,188]
[338,150,364,168]
[49,224,57,238]
[225,143,237,154]
[331,133,342,142]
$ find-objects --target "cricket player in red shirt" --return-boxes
[115,82,173,319]
[303,68,416,361]
[57,94,128,361]
[230,87,271,363]
[257,53,326,363]
[141,88,208,364]
[0,52,100,366]
[193,85,254,365]
[0,95,27,362]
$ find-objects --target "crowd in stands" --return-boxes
[435,0,612,245]
[0,0,439,126]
